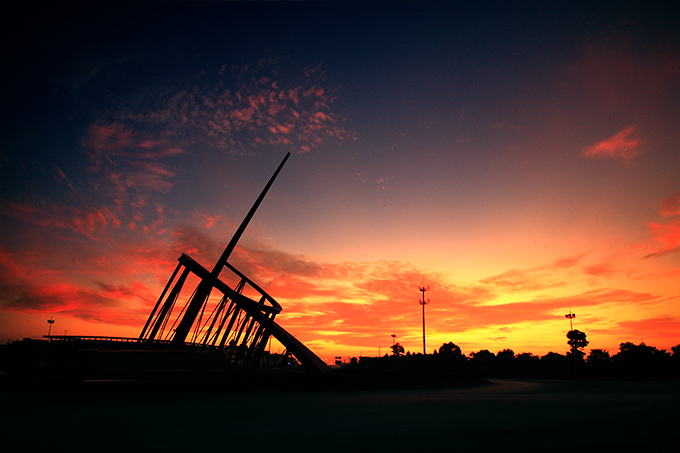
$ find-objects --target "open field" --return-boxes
[1,379,678,452]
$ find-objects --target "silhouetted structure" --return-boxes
[136,152,328,372]
[419,285,429,355]
[8,153,329,377]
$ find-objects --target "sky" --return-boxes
[1,1,679,362]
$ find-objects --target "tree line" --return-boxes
[357,331,680,380]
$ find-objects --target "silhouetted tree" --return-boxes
[587,348,610,363]
[612,341,672,377]
[616,342,669,360]
[541,352,570,377]
[355,338,678,379]
[470,349,495,374]
[672,344,680,374]
[493,349,515,376]
[586,348,611,376]
[516,352,539,363]
[566,330,588,357]
[496,349,515,360]
[434,342,466,371]
[470,349,495,361]
[439,342,463,357]
[515,352,541,376]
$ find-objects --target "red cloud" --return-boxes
[614,316,680,348]
[0,278,150,326]
[660,192,680,218]
[105,59,354,157]
[0,201,123,241]
[644,221,680,259]
[582,126,642,162]
[0,122,184,249]
[583,263,620,277]
[552,257,583,269]
[84,123,137,157]
[643,192,680,259]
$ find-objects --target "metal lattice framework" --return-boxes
[138,153,328,372]
[138,255,282,367]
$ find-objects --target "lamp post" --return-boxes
[565,310,578,375]
[419,286,429,355]
[47,317,55,341]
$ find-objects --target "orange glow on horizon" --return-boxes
[2,185,679,360]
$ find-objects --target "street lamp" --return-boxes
[419,285,430,355]
[47,317,55,341]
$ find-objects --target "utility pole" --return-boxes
[419,285,429,355]
[391,333,396,346]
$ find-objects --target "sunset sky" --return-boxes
[2,2,679,362]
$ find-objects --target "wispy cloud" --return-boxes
[108,58,354,156]
[644,222,680,259]
[480,268,567,293]
[83,123,182,207]
[478,255,589,293]
[53,165,75,193]
[643,192,680,259]
[0,201,123,241]
[581,126,642,163]
[614,316,680,347]
[583,263,621,278]
[660,192,680,218]
[0,277,154,326]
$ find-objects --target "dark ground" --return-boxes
[1,378,678,452]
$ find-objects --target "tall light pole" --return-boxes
[391,333,396,346]
[47,317,55,341]
[565,310,578,375]
[565,310,576,331]
[419,285,429,355]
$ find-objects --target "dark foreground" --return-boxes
[1,377,678,452]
